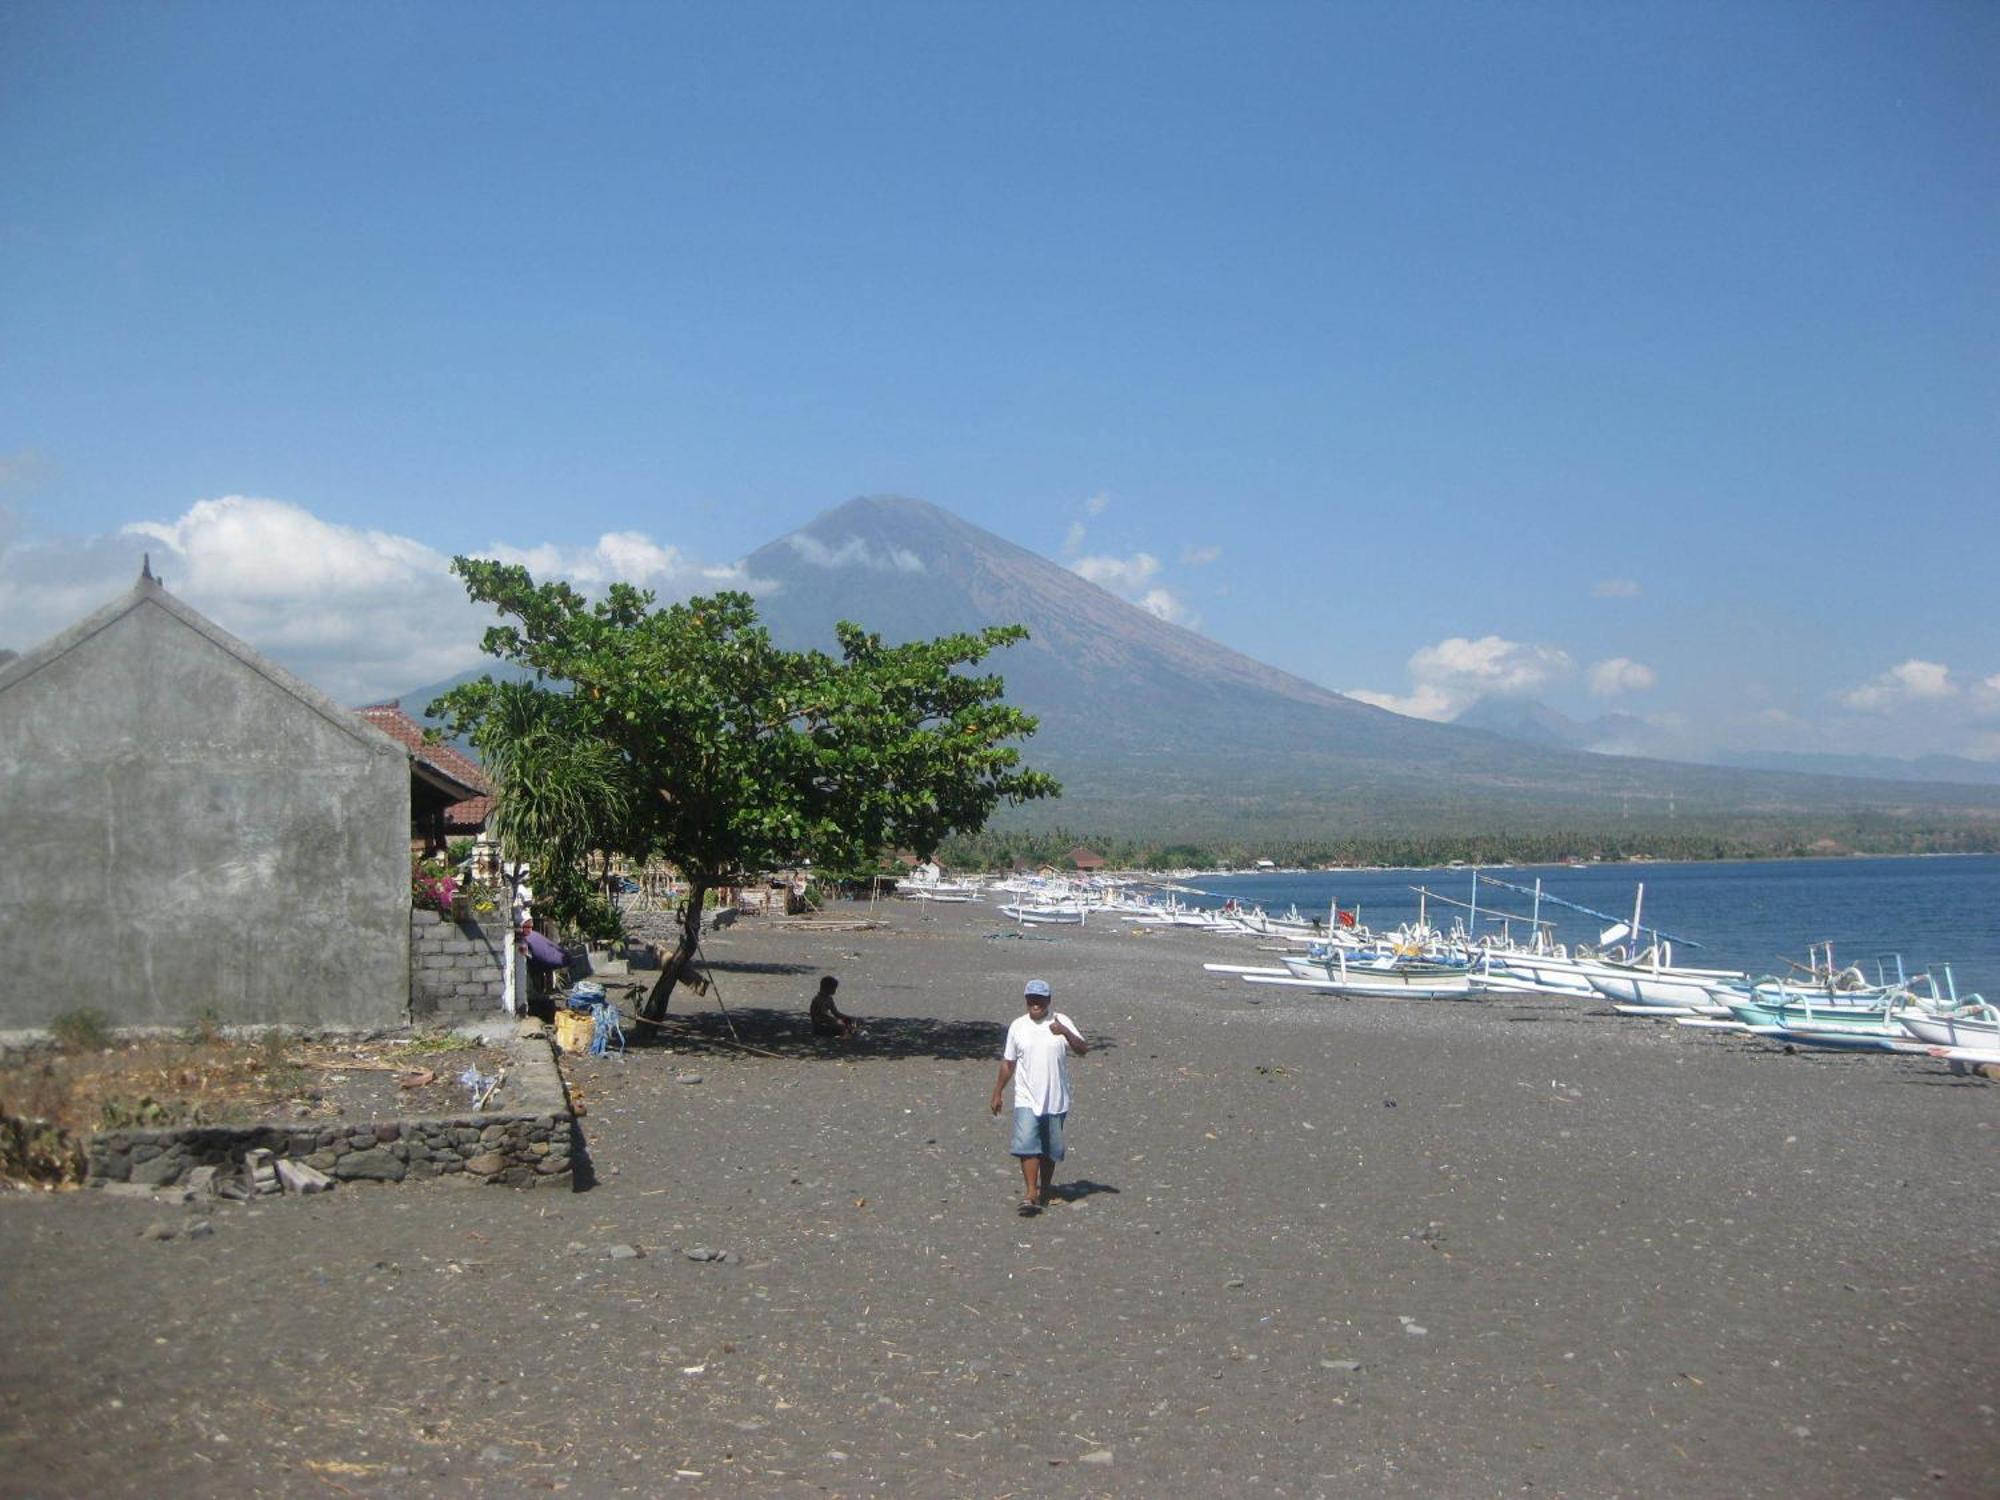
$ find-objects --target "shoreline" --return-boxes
[2,897,1994,1496]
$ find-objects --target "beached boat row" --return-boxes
[1192,873,1995,1071]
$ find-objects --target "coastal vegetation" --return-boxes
[430,560,1058,1025]
[939,815,2000,873]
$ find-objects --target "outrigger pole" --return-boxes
[1409,884,1558,931]
[1474,872,1703,949]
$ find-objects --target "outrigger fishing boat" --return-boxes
[1243,944,1474,1000]
[998,900,1087,926]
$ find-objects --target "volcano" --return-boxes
[735,497,2000,840]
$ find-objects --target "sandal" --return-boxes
[1016,1200,1041,1217]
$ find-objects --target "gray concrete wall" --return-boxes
[0,586,411,1030]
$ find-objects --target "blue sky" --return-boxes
[3,2,1996,761]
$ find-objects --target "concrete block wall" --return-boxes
[409,909,515,1020]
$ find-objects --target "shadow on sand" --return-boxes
[615,1001,1116,1065]
[1045,1178,1120,1205]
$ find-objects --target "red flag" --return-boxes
[1337,908,1357,928]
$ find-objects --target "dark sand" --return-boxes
[2,899,1995,1498]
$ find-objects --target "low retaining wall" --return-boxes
[86,1036,577,1191]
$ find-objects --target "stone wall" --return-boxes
[409,909,515,1020]
[85,1036,575,1191]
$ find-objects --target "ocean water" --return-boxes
[1199,855,2000,1000]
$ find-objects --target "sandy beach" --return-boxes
[2,898,1995,1498]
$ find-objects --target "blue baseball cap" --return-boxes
[1024,979,1052,999]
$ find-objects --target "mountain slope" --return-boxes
[737,498,2000,838]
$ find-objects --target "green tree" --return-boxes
[430,559,1058,1022]
[452,677,636,936]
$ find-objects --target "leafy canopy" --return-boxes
[429,558,1059,896]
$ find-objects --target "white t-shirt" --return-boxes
[1002,1011,1084,1115]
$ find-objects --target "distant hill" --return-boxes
[391,497,2000,842]
[1453,696,2000,791]
[1452,697,1671,758]
[1714,749,2000,788]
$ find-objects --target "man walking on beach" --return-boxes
[990,979,1087,1217]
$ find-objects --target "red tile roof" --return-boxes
[356,702,493,830]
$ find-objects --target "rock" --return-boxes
[676,1073,704,1086]
[1078,1449,1114,1465]
[184,1165,220,1196]
[333,1149,407,1182]
[1224,1278,1246,1289]
[1321,1359,1362,1372]
[185,1220,215,1239]
[244,1148,282,1195]
[276,1159,336,1194]
[606,1244,644,1261]
[129,1154,185,1187]
[684,1247,719,1262]
[517,1019,548,1038]
[463,1152,508,1176]
[140,1221,179,1241]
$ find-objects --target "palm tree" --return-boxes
[469,680,636,936]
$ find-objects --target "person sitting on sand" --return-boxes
[809,975,855,1040]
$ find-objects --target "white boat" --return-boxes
[1252,944,1474,1000]
[1243,968,1474,1000]
[898,862,982,902]
[1894,999,1999,1051]
[1582,947,1742,1014]
[999,902,1087,926]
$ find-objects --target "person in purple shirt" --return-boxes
[519,920,568,987]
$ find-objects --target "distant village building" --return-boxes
[1066,845,1107,872]
[356,702,492,852]
[0,568,438,1031]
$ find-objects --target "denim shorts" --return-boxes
[1010,1107,1067,1161]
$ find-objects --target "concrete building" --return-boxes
[0,567,414,1031]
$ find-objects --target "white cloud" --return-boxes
[1068,551,1195,626]
[1345,683,1459,720]
[782,532,925,574]
[1061,521,1087,556]
[1181,543,1222,566]
[1083,491,1111,516]
[1136,588,1194,625]
[129,497,445,602]
[1592,578,1641,599]
[1838,658,1957,711]
[1587,656,1657,696]
[1070,551,1161,594]
[482,530,755,590]
[1346,634,1573,722]
[1,496,755,705]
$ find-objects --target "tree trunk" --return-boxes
[638,879,708,1025]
